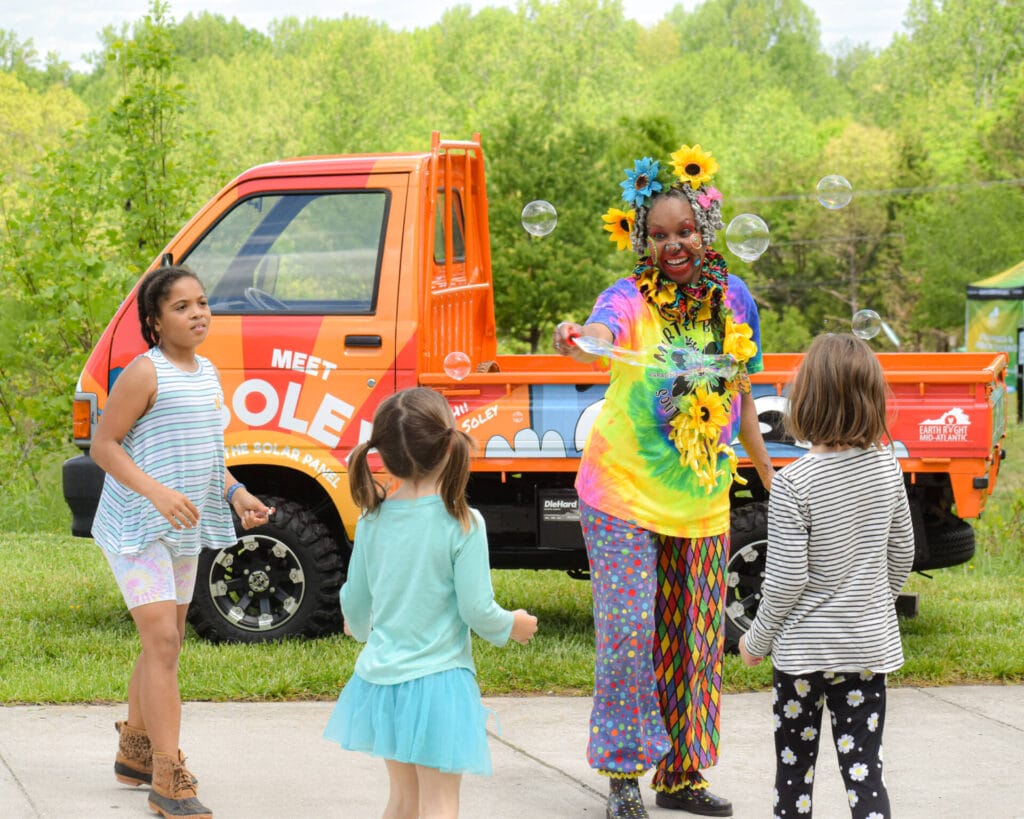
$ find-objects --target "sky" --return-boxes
[8,0,911,72]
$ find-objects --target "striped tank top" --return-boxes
[92,347,238,556]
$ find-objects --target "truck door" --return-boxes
[179,175,408,471]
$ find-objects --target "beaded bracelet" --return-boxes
[226,482,245,504]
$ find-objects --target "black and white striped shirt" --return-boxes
[743,446,915,674]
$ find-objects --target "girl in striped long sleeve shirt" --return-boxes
[739,333,914,819]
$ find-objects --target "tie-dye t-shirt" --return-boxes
[574,273,763,538]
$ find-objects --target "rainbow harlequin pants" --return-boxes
[651,533,727,793]
[580,501,727,787]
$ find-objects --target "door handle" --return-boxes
[344,335,382,348]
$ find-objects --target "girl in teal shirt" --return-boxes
[323,387,538,819]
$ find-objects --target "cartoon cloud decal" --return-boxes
[485,428,568,459]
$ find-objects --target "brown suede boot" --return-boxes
[148,751,211,819]
[114,721,152,786]
[115,722,198,788]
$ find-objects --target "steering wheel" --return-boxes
[244,286,288,312]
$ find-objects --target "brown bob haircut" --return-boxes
[785,333,892,449]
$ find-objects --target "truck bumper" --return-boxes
[62,453,104,538]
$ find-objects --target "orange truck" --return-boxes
[62,133,1009,644]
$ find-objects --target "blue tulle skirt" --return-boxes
[323,668,493,775]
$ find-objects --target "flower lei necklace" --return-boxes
[632,248,729,329]
[668,319,756,493]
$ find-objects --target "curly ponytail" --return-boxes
[438,427,474,530]
[347,440,388,518]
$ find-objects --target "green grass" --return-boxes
[0,535,596,702]
[2,426,1022,703]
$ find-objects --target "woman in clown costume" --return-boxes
[554,144,774,818]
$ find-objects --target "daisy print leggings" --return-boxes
[771,669,889,819]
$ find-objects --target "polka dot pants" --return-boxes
[581,501,670,775]
[772,669,890,818]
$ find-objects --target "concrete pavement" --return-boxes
[1,685,1022,817]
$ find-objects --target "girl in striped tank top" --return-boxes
[91,266,273,819]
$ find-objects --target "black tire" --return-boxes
[915,517,975,571]
[187,496,346,643]
[724,501,768,652]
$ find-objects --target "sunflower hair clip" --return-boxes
[670,144,719,190]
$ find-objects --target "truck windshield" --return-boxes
[182,190,389,314]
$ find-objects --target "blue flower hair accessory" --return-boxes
[620,158,663,208]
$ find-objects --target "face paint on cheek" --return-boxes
[646,237,659,265]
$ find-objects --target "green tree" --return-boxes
[104,0,213,259]
[904,0,1022,108]
[273,16,442,154]
[665,0,842,118]
[0,72,87,197]
[171,11,272,63]
[487,116,621,351]
[980,63,1024,177]
[178,41,314,179]
[758,304,813,352]
[0,122,128,487]
[0,0,212,497]
[903,185,1024,348]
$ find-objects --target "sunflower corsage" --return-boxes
[668,315,757,492]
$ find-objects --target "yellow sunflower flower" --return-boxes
[679,387,730,440]
[670,408,744,493]
[671,144,719,190]
[723,318,757,364]
[601,207,635,251]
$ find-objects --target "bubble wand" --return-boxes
[567,332,738,381]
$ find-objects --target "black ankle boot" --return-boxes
[607,777,649,819]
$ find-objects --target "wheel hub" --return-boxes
[205,533,306,633]
[248,570,271,593]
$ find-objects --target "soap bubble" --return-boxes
[521,200,558,237]
[852,309,882,340]
[443,351,472,381]
[725,214,770,262]
[816,175,853,210]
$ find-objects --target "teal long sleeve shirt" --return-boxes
[340,495,514,685]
